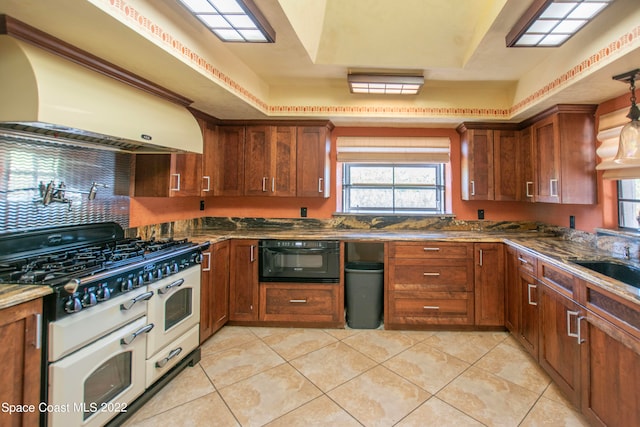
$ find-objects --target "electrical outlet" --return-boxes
[300,207,307,217]
[199,200,205,211]
[570,215,575,229]
[478,209,484,220]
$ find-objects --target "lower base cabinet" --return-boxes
[388,291,474,326]
[200,240,230,343]
[539,284,583,408]
[0,299,42,427]
[259,283,342,324]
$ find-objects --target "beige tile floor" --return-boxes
[123,326,590,427]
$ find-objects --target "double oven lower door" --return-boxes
[145,264,201,387]
[47,287,153,427]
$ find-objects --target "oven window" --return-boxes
[84,351,132,420]
[165,288,192,330]
[276,253,324,269]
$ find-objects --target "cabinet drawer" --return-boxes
[585,282,640,339]
[389,259,472,292]
[538,261,574,297]
[390,242,472,259]
[259,284,339,323]
[388,291,474,325]
[515,249,537,274]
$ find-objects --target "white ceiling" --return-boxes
[1,0,639,127]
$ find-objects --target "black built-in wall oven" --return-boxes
[259,240,340,283]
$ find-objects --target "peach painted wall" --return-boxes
[130,98,628,232]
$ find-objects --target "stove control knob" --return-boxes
[172,262,180,273]
[82,291,97,308]
[192,252,204,264]
[121,279,133,293]
[97,286,111,301]
[137,274,144,287]
[164,264,172,276]
[64,296,82,314]
[146,271,154,283]
[156,268,163,280]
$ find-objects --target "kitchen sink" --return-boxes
[572,260,640,289]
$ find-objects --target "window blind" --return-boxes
[596,107,640,179]
[336,137,450,163]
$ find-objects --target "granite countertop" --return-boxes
[3,227,638,312]
[180,228,640,307]
[0,284,52,310]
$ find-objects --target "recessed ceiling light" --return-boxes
[177,0,275,43]
[506,0,614,47]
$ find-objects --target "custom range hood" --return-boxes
[0,17,203,154]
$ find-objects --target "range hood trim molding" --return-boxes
[0,14,192,107]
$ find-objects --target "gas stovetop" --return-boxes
[0,237,193,286]
[0,222,208,320]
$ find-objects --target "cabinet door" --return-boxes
[0,299,42,427]
[539,284,583,408]
[505,246,520,332]
[296,126,330,198]
[493,130,520,201]
[200,241,230,343]
[214,126,245,196]
[244,126,273,196]
[200,121,217,197]
[474,243,505,326]
[229,240,259,321]
[520,126,535,202]
[460,129,493,200]
[533,116,560,203]
[272,126,297,197]
[519,271,539,360]
[170,153,203,197]
[582,314,640,427]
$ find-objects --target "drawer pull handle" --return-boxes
[202,176,211,192]
[423,272,440,276]
[423,247,440,251]
[170,173,181,191]
[289,299,307,304]
[121,323,154,345]
[423,305,440,310]
[156,347,183,368]
[159,278,185,295]
[526,181,533,198]
[517,257,529,264]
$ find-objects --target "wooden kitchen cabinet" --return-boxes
[296,125,330,198]
[530,105,597,204]
[387,242,474,327]
[133,153,202,197]
[259,283,342,324]
[581,281,640,426]
[0,298,42,427]
[459,127,493,200]
[474,243,504,326]
[200,240,230,343]
[520,126,535,202]
[213,126,246,196]
[244,126,297,196]
[229,239,259,322]
[458,124,519,201]
[539,283,583,408]
[505,246,539,359]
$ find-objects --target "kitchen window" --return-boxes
[342,163,445,214]
[618,179,640,229]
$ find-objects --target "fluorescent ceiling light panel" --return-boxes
[178,0,275,42]
[348,74,424,95]
[506,0,613,47]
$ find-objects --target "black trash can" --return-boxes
[345,261,384,329]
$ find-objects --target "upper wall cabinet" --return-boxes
[244,126,297,197]
[458,124,520,201]
[529,105,597,204]
[296,126,331,198]
[133,153,203,197]
[458,104,597,205]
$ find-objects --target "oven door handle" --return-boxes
[158,278,185,295]
[120,323,154,345]
[120,291,154,311]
